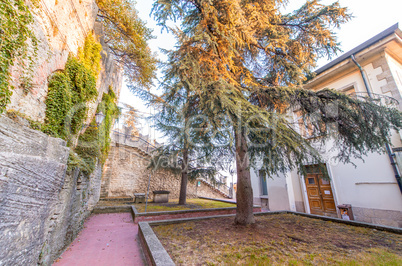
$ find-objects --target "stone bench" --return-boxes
[134,193,146,204]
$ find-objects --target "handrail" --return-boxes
[111,130,158,152]
[198,178,232,197]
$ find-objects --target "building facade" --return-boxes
[251,24,402,228]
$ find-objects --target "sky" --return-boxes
[118,0,402,139]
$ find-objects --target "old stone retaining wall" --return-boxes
[1,1,123,264]
[38,163,103,265]
[101,144,227,200]
[7,0,122,124]
[8,0,99,122]
[0,115,104,265]
[0,115,69,265]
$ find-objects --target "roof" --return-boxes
[314,23,401,75]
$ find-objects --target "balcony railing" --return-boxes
[111,130,158,153]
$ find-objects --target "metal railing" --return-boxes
[111,130,158,153]
[198,178,233,198]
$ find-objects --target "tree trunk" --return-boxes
[234,129,255,225]
[178,147,188,205]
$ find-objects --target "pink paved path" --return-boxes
[53,213,145,266]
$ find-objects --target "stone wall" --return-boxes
[8,0,99,122]
[0,115,104,265]
[0,115,70,265]
[7,0,122,124]
[0,1,123,264]
[38,163,102,265]
[101,144,227,200]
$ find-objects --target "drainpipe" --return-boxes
[350,55,374,98]
[350,55,402,194]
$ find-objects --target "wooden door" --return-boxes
[305,167,337,217]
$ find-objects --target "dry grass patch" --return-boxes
[152,214,402,265]
[97,198,235,212]
[134,198,235,213]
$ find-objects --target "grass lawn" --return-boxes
[97,198,235,212]
[134,198,235,213]
[152,213,402,265]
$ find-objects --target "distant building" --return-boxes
[251,24,402,228]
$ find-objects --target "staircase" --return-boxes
[198,179,232,199]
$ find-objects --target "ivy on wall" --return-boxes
[97,87,120,163]
[69,89,119,175]
[43,33,119,175]
[77,33,102,79]
[0,2,120,176]
[0,0,38,114]
[43,34,100,139]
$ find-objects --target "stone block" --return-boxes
[134,193,146,203]
[153,191,170,203]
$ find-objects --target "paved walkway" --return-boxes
[53,213,145,266]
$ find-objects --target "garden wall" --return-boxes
[101,143,228,200]
[0,115,70,265]
[7,0,100,122]
[0,115,105,266]
[1,0,123,264]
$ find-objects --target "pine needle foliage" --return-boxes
[96,0,157,89]
[149,47,233,204]
[152,0,402,224]
[69,88,120,175]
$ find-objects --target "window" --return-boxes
[342,86,356,96]
[260,170,268,196]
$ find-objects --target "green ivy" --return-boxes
[43,34,99,139]
[0,0,38,114]
[65,56,98,135]
[74,121,101,175]
[71,88,119,175]
[42,72,72,138]
[98,87,120,163]
[41,33,120,176]
[77,33,102,79]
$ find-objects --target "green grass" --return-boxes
[134,198,235,213]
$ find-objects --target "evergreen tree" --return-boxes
[96,0,157,89]
[150,46,232,204]
[152,0,402,224]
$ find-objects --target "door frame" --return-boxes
[300,163,340,217]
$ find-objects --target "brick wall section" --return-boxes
[8,0,98,122]
[101,144,228,200]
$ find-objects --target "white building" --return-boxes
[251,24,402,228]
